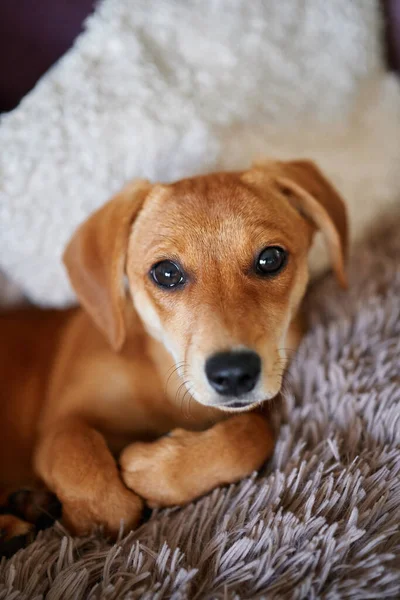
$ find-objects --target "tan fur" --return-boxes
[0,161,347,538]
[0,514,33,542]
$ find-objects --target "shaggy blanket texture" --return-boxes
[0,218,399,599]
[1,0,400,306]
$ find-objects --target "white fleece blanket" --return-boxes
[0,0,400,306]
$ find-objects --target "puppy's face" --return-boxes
[125,170,341,411]
[64,162,347,412]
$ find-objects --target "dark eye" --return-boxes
[150,260,186,288]
[255,246,287,276]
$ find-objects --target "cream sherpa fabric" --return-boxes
[1,217,399,599]
[0,0,400,306]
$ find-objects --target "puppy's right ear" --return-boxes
[63,179,152,351]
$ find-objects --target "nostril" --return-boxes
[239,374,252,387]
[205,351,261,397]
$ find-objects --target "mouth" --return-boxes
[206,398,266,412]
[227,401,251,409]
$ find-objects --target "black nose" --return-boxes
[205,351,261,397]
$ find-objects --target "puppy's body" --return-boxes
[0,303,292,539]
[1,302,302,478]
[0,162,347,539]
[0,308,71,487]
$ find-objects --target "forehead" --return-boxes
[132,172,306,258]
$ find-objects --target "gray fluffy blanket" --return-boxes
[0,218,399,599]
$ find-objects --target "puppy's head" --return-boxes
[64,161,347,411]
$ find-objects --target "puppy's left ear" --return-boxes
[63,179,152,351]
[274,160,348,288]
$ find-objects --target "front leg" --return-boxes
[34,417,143,538]
[120,412,274,508]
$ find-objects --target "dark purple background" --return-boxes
[0,0,95,112]
[382,0,400,74]
[0,1,398,114]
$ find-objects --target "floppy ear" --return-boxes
[273,160,348,288]
[63,179,152,351]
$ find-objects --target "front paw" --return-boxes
[120,415,275,509]
[120,432,199,508]
[61,484,143,538]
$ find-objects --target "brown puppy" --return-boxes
[0,160,347,539]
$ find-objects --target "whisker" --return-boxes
[175,380,192,414]
[187,392,194,419]
[175,380,187,403]
[164,361,188,396]
[277,348,302,365]
[163,361,186,380]
[186,385,197,420]
[181,387,193,420]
